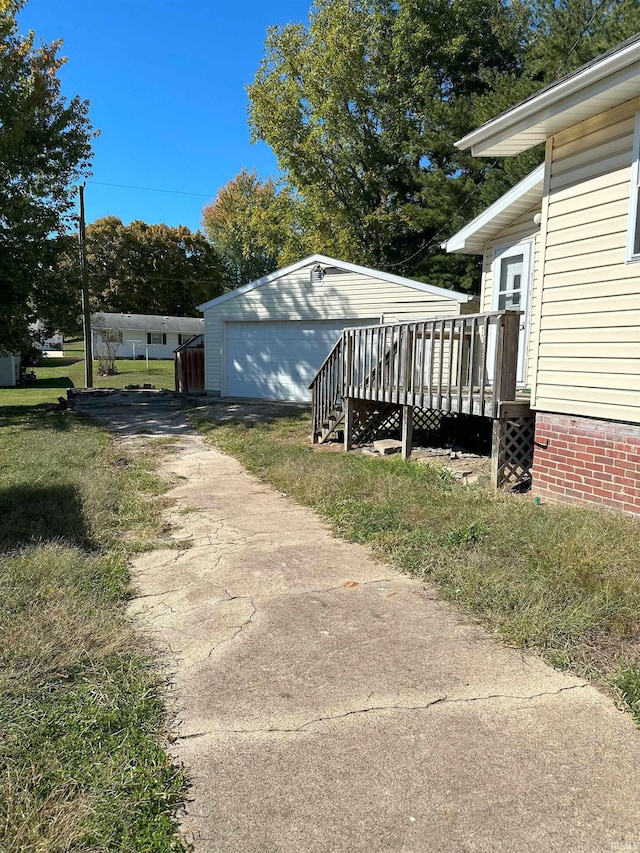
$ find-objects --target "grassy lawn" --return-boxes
[193,408,640,724]
[0,403,187,850]
[0,338,175,409]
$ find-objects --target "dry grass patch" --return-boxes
[0,406,187,851]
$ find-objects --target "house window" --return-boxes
[147,332,166,345]
[177,334,183,346]
[626,111,640,263]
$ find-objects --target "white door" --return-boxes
[224,320,376,402]
[492,240,533,385]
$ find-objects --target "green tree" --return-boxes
[83,217,228,316]
[247,0,530,291]
[525,0,640,84]
[247,0,640,293]
[0,0,94,353]
[201,169,306,284]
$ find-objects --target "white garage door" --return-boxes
[225,320,376,402]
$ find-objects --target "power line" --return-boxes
[91,273,228,287]
[385,160,500,270]
[552,0,611,80]
[87,180,216,198]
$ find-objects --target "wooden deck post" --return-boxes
[344,397,354,451]
[491,417,505,488]
[493,312,520,411]
[401,405,413,461]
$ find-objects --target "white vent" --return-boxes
[310,264,325,284]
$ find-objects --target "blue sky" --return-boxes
[18,0,312,232]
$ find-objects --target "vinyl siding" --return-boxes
[479,205,541,388]
[530,95,640,423]
[203,269,472,394]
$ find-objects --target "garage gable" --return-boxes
[199,255,475,401]
[197,254,472,313]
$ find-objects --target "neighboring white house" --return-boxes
[0,355,21,387]
[447,33,640,515]
[30,322,64,352]
[29,321,64,357]
[91,313,204,360]
[197,254,478,402]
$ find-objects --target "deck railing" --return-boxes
[310,311,521,433]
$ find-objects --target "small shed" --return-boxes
[0,355,21,387]
[174,334,204,394]
[197,254,477,402]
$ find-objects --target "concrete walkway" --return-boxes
[122,428,640,853]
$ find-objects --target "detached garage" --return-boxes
[197,254,476,402]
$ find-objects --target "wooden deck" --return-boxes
[309,311,535,488]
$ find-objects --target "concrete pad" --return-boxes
[129,437,640,852]
[75,395,640,852]
[373,438,403,455]
[179,694,639,853]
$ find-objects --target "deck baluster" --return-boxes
[309,311,523,443]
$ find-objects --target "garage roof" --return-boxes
[197,254,473,312]
[456,33,640,156]
[444,165,544,255]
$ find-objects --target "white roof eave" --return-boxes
[457,39,640,156]
[444,165,544,255]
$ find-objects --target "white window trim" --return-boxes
[491,240,532,313]
[626,110,640,264]
[491,239,534,387]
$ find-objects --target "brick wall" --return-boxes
[533,413,640,516]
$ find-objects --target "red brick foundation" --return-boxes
[532,413,640,515]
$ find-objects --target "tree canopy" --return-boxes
[0,0,95,353]
[243,0,640,292]
[201,169,305,285]
[78,217,229,318]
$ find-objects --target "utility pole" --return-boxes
[78,184,93,387]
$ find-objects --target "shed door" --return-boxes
[225,320,376,402]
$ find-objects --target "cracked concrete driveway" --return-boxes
[76,393,640,852]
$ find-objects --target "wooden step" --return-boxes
[318,410,344,444]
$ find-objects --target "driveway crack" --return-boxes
[207,596,257,658]
[178,684,588,739]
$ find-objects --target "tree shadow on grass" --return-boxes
[0,407,76,431]
[40,357,82,367]
[0,484,94,553]
[33,376,75,389]
[195,399,310,430]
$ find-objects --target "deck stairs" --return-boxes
[311,334,400,444]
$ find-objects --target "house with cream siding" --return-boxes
[447,34,640,515]
[197,254,477,403]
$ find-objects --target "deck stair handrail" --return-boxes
[309,333,345,441]
[310,311,522,441]
[362,335,399,390]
